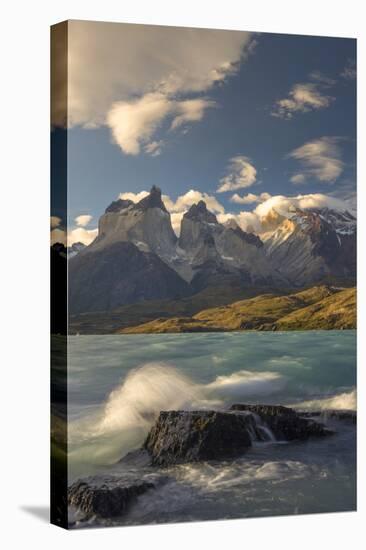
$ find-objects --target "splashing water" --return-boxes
[68,363,216,472]
[98,362,208,433]
[65,332,356,520]
[291,389,356,411]
[68,362,287,474]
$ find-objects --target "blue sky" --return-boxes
[51,22,356,244]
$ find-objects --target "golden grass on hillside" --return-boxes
[275,287,356,330]
[118,286,356,334]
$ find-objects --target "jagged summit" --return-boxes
[260,208,286,233]
[224,219,263,248]
[179,201,218,253]
[105,198,133,213]
[134,185,168,212]
[311,207,356,235]
[68,187,356,315]
[224,219,240,231]
[184,200,218,224]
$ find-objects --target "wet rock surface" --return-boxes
[229,404,334,440]
[67,405,353,523]
[144,410,253,466]
[68,475,156,519]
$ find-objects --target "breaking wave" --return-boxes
[292,388,356,411]
[206,370,286,399]
[68,362,287,473]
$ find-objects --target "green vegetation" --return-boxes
[274,287,356,330]
[118,286,356,333]
[69,285,288,334]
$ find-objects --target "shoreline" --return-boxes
[67,405,356,528]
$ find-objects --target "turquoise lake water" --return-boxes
[67,331,356,526]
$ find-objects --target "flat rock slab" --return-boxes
[230,404,334,440]
[144,410,253,466]
[68,474,157,519]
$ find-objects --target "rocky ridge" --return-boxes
[67,186,356,315]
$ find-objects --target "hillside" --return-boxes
[69,285,286,334]
[118,286,356,334]
[274,287,356,330]
[66,187,356,325]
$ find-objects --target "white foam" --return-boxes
[68,363,287,472]
[98,362,203,433]
[175,460,312,491]
[206,370,286,399]
[292,388,356,411]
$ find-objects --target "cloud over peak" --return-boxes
[52,189,351,246]
[118,188,225,235]
[254,193,349,219]
[230,192,271,205]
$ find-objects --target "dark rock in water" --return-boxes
[144,410,253,466]
[231,404,296,416]
[299,409,356,424]
[68,475,155,519]
[229,404,333,440]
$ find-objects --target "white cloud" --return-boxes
[119,188,224,215]
[118,191,149,202]
[167,189,225,214]
[60,22,255,154]
[50,216,62,228]
[52,189,352,247]
[117,188,224,235]
[170,98,216,130]
[171,212,185,235]
[255,193,349,219]
[51,225,98,246]
[107,92,171,155]
[308,71,336,86]
[290,174,306,184]
[271,82,333,119]
[219,193,351,234]
[65,22,253,128]
[230,192,271,204]
[68,227,98,246]
[218,211,262,233]
[107,93,215,155]
[144,140,164,156]
[341,59,356,80]
[50,227,66,246]
[217,156,257,192]
[288,137,344,183]
[75,214,93,227]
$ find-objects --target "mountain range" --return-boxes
[65,185,356,331]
